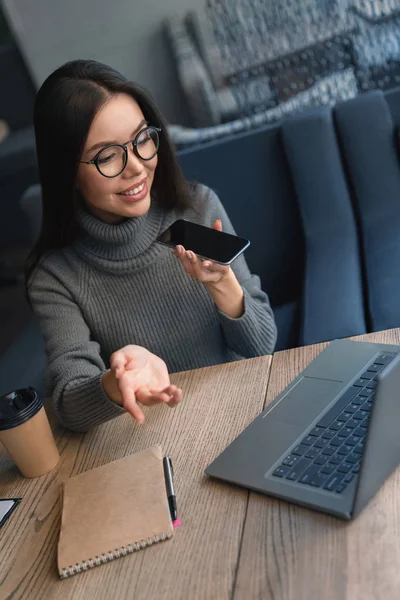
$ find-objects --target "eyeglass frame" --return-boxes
[79,125,162,178]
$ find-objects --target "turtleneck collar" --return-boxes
[73,198,173,274]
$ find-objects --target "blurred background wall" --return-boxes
[2,0,203,125]
[3,0,400,132]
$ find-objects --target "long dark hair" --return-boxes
[26,59,193,287]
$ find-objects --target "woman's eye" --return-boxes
[138,133,151,145]
[98,153,116,164]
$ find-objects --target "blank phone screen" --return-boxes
[157,220,250,264]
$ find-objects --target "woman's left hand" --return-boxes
[172,219,231,284]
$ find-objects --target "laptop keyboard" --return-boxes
[272,353,395,494]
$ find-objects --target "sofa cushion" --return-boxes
[178,120,305,309]
[165,16,222,127]
[178,120,306,350]
[0,125,36,175]
[273,300,300,351]
[0,126,39,244]
[186,9,226,89]
[282,105,366,345]
[335,90,400,332]
[0,316,46,398]
[0,283,31,356]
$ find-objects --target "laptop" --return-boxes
[205,339,400,520]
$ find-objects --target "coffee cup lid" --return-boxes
[0,388,43,430]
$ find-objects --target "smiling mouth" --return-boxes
[119,182,146,196]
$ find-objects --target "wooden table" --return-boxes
[1,329,400,600]
[0,356,271,600]
[235,328,400,600]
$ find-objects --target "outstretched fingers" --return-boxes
[118,375,145,423]
[136,385,183,408]
[110,351,128,379]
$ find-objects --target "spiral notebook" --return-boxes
[58,445,173,579]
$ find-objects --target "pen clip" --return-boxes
[168,457,174,478]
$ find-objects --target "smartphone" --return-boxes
[157,219,250,265]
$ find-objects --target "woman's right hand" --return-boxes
[103,345,183,423]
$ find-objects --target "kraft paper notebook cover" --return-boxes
[57,445,173,578]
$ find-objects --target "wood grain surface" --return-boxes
[0,356,271,600]
[234,329,400,600]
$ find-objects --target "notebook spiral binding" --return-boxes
[60,531,172,579]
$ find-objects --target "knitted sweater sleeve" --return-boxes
[29,259,125,432]
[192,185,278,357]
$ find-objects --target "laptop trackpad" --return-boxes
[266,376,343,427]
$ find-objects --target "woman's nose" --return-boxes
[123,144,143,177]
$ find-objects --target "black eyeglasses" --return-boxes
[80,125,161,178]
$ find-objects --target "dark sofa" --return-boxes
[178,87,400,350]
[0,43,38,247]
[0,42,39,388]
[1,87,400,397]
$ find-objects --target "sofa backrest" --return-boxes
[178,104,368,349]
[335,88,400,333]
[282,105,366,345]
[178,120,305,310]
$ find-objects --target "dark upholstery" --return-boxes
[0,43,39,245]
[0,126,39,245]
[0,316,46,398]
[178,121,306,350]
[0,43,36,132]
[335,90,400,332]
[282,106,366,345]
[385,86,400,128]
[177,105,370,349]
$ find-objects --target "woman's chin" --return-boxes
[118,192,151,217]
[85,192,152,223]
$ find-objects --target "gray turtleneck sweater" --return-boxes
[29,185,277,432]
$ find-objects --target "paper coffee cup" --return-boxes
[0,387,60,478]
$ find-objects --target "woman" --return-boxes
[27,59,277,432]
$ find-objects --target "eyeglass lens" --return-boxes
[96,127,159,176]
